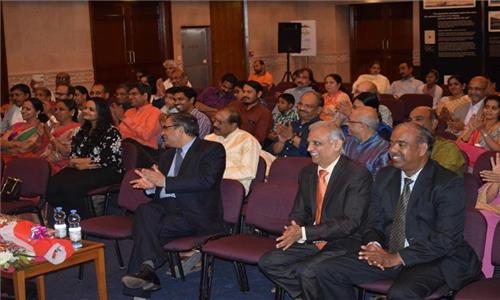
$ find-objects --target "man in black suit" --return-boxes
[121,113,226,295]
[315,122,483,299]
[258,121,373,299]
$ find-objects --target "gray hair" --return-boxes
[354,106,379,131]
[309,121,345,142]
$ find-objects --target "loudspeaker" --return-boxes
[278,22,301,53]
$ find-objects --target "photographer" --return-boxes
[1,98,47,164]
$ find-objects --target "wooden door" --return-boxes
[350,2,413,83]
[1,2,8,105]
[209,1,246,85]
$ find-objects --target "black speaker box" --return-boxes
[278,22,301,53]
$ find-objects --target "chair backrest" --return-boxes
[267,157,312,184]
[463,208,487,260]
[117,169,151,211]
[249,156,267,192]
[379,95,404,124]
[122,141,139,171]
[3,158,51,198]
[491,224,500,267]
[220,179,245,225]
[400,93,433,118]
[464,173,481,209]
[245,182,298,234]
[473,151,498,182]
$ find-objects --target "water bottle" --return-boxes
[68,209,83,249]
[53,207,67,239]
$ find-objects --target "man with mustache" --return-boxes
[388,62,423,99]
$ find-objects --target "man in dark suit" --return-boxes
[258,121,373,300]
[315,122,483,299]
[121,113,226,296]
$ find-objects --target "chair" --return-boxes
[379,95,404,124]
[85,141,139,216]
[199,182,298,300]
[80,169,151,270]
[1,158,51,225]
[464,173,481,209]
[357,209,488,300]
[472,151,498,183]
[249,156,267,193]
[455,224,500,299]
[400,93,433,118]
[162,179,246,281]
[267,157,312,184]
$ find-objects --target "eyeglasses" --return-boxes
[347,120,365,126]
[162,124,178,130]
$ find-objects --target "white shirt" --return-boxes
[464,98,485,125]
[205,128,261,195]
[299,155,341,242]
[353,74,391,94]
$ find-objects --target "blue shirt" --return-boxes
[344,133,390,175]
[341,122,393,141]
[277,116,320,157]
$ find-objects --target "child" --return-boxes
[268,93,298,141]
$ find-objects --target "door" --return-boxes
[209,1,246,85]
[181,27,211,89]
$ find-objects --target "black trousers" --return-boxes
[258,243,351,300]
[47,167,122,219]
[315,253,447,300]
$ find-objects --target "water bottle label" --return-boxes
[68,227,82,249]
[54,224,67,238]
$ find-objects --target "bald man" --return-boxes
[344,106,390,175]
[409,106,465,174]
[351,81,393,127]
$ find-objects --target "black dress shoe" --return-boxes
[122,264,161,291]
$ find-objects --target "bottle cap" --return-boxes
[56,207,62,211]
[70,209,77,214]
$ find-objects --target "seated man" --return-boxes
[314,122,483,299]
[173,86,211,138]
[259,121,372,300]
[388,61,424,99]
[344,106,389,175]
[2,84,30,133]
[272,91,322,157]
[248,59,274,88]
[89,82,111,100]
[273,68,315,115]
[116,83,162,167]
[196,73,238,116]
[409,106,465,174]
[229,80,272,145]
[205,107,261,195]
[122,113,226,297]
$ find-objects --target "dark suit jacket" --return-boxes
[156,138,226,234]
[363,159,483,290]
[289,155,373,253]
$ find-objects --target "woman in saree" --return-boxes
[39,99,81,173]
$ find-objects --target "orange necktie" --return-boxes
[314,169,329,250]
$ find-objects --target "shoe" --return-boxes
[166,251,202,277]
[122,264,161,291]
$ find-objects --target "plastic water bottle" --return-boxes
[68,210,83,249]
[53,207,67,239]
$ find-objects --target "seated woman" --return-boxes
[1,98,47,164]
[458,95,500,151]
[320,73,351,121]
[39,100,81,174]
[435,75,470,117]
[47,98,123,219]
[352,61,390,94]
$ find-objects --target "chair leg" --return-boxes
[233,261,249,292]
[175,253,185,281]
[78,233,87,280]
[112,239,125,269]
[167,252,177,279]
[275,285,285,300]
[199,254,214,300]
[35,208,45,226]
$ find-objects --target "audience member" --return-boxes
[409,106,465,174]
[205,107,261,195]
[229,80,272,145]
[74,85,90,111]
[1,98,47,164]
[39,99,81,174]
[121,113,225,297]
[47,98,123,219]
[116,83,162,167]
[160,87,179,115]
[174,86,211,138]
[248,60,273,88]
[35,87,56,122]
[478,152,500,204]
[169,68,190,88]
[388,61,423,98]
[232,80,245,103]
[54,83,75,101]
[314,122,483,299]
[259,121,372,300]
[90,82,111,100]
[344,106,389,175]
[55,72,71,86]
[268,93,299,142]
[320,73,351,121]
[161,61,192,91]
[272,91,322,157]
[113,84,132,111]
[417,69,443,108]
[458,95,500,151]
[352,61,391,94]
[282,68,315,107]
[2,84,30,133]
[196,73,237,115]
[435,75,470,117]
[351,81,393,126]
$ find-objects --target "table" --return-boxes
[1,240,107,300]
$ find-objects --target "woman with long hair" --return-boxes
[47,98,123,219]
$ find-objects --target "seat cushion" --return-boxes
[163,233,222,252]
[358,280,450,300]
[81,215,133,239]
[86,183,120,196]
[455,278,500,300]
[201,234,276,264]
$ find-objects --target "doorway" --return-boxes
[181,27,212,89]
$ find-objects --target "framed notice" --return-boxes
[490,11,500,32]
[290,20,317,57]
[489,0,500,7]
[423,0,476,10]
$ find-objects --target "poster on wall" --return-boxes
[485,3,500,85]
[423,0,476,10]
[290,20,316,57]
